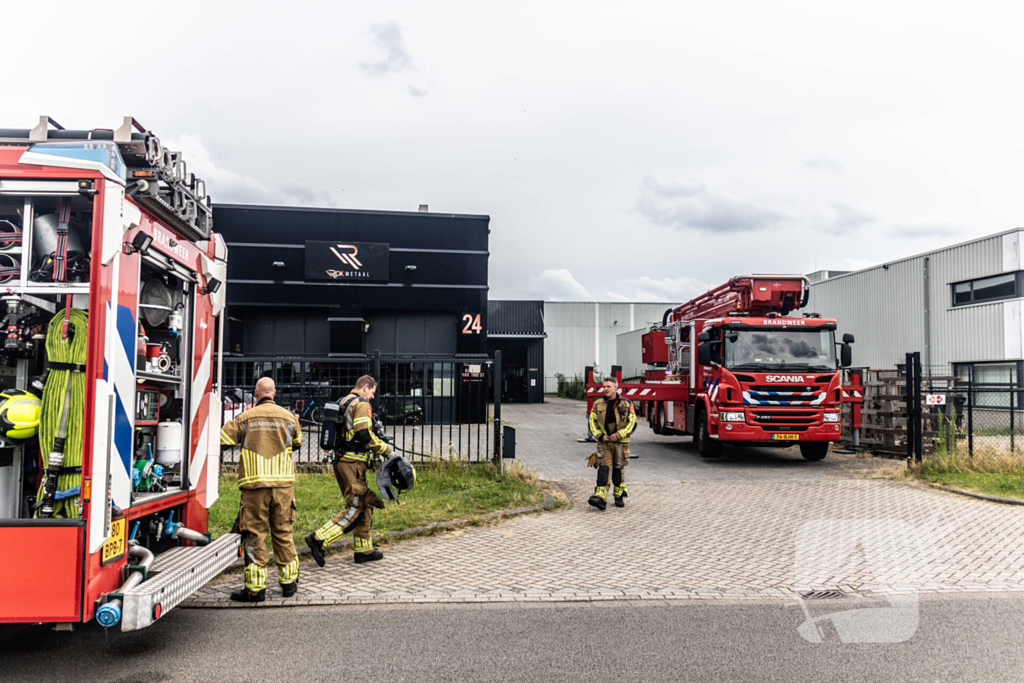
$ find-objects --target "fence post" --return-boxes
[1012,373,1017,454]
[968,370,974,458]
[373,349,381,417]
[914,352,923,462]
[493,350,502,469]
[905,353,915,462]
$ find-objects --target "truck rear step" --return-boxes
[120,533,240,631]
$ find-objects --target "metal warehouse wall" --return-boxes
[809,231,1017,370]
[543,302,676,391]
[616,329,647,381]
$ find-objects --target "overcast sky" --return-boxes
[4,1,1022,302]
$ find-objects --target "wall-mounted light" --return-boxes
[123,232,153,256]
[405,265,417,271]
[273,261,285,268]
[199,277,222,295]
[363,323,370,333]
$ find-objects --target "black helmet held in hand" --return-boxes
[376,455,416,502]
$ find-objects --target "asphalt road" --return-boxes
[4,592,1024,682]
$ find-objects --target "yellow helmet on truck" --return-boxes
[0,388,41,440]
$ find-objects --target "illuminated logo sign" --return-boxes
[305,241,389,283]
[762,318,806,326]
[766,375,806,382]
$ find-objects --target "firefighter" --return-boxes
[306,375,392,566]
[220,377,302,603]
[588,377,636,510]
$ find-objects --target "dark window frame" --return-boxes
[950,271,1021,307]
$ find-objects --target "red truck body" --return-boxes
[588,275,856,459]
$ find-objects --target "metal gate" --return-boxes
[220,351,503,464]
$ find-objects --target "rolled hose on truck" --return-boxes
[34,308,88,518]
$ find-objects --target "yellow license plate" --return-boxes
[771,433,800,441]
[101,518,127,565]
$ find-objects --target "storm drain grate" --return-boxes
[798,590,849,600]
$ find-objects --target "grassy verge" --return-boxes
[209,460,545,543]
[911,448,1024,500]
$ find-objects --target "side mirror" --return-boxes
[841,344,852,368]
[842,333,855,344]
[697,343,711,366]
[726,332,739,343]
[697,331,710,342]
[665,334,673,345]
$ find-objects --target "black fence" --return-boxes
[220,353,501,465]
[878,354,1024,459]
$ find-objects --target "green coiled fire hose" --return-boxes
[35,308,88,518]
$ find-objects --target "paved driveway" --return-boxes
[190,400,1024,608]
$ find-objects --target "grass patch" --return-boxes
[909,444,1024,500]
[209,459,544,543]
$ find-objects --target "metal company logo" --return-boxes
[766,375,805,382]
[326,244,370,280]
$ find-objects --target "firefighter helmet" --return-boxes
[376,455,416,502]
[0,388,41,440]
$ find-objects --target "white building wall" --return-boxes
[809,230,1019,371]
[616,329,647,381]
[543,302,677,391]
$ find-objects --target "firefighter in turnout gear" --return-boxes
[220,377,303,602]
[306,375,392,566]
[588,377,637,510]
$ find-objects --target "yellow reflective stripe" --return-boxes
[220,429,236,445]
[237,448,295,486]
[354,537,374,553]
[353,417,372,425]
[279,559,300,584]
[588,410,605,437]
[617,409,637,439]
[244,564,267,591]
[341,452,371,462]
[316,521,346,546]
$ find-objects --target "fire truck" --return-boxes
[0,116,236,631]
[587,275,855,460]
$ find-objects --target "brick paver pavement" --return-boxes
[189,398,1024,608]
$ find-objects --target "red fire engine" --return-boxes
[587,275,855,459]
[0,116,236,631]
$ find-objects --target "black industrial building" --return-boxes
[487,300,545,403]
[213,204,489,359]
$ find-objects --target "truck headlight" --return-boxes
[823,413,840,423]
[721,411,745,422]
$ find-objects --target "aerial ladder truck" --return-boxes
[0,116,236,631]
[587,275,856,460]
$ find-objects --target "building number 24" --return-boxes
[461,313,482,334]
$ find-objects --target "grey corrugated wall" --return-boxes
[809,232,1013,371]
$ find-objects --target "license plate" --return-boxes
[101,518,127,565]
[771,433,800,441]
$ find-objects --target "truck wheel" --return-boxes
[653,404,664,435]
[696,410,722,459]
[800,443,829,461]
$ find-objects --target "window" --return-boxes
[951,273,1019,307]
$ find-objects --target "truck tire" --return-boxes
[695,410,722,459]
[800,443,829,461]
[653,403,664,435]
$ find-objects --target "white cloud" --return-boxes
[621,276,709,302]
[824,203,875,235]
[635,176,787,234]
[164,135,338,207]
[527,268,590,300]
[888,221,963,239]
[361,22,412,77]
[802,156,844,173]
[604,291,631,302]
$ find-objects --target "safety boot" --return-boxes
[588,487,607,511]
[355,549,384,564]
[281,581,298,598]
[305,533,326,567]
[614,496,625,508]
[230,588,266,603]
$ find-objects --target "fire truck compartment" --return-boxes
[0,520,83,622]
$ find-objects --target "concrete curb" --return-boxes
[222,486,563,572]
[927,483,1024,506]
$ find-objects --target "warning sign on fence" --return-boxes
[926,394,947,406]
